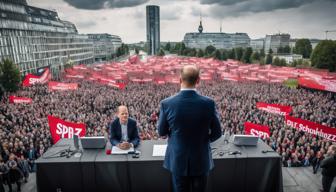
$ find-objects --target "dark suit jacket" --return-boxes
[321,154,336,177]
[109,117,140,147]
[158,90,222,176]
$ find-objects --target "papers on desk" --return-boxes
[152,144,167,157]
[111,146,134,154]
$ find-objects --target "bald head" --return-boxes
[180,65,200,87]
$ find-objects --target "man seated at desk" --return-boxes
[109,105,140,150]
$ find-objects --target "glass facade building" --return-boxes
[0,0,94,76]
[183,32,250,50]
[146,5,160,55]
[264,33,290,54]
[88,33,122,62]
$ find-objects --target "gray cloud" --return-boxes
[75,20,97,28]
[199,0,248,6]
[198,0,327,18]
[160,6,183,20]
[63,0,149,10]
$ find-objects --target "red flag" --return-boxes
[22,68,51,87]
[48,115,86,143]
[244,122,270,139]
[9,96,32,104]
[256,102,292,116]
[285,116,336,142]
[107,82,126,89]
[48,81,78,91]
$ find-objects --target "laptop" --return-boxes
[232,135,259,146]
[80,136,106,149]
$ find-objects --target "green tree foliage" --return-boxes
[280,58,287,66]
[158,49,165,56]
[205,45,216,57]
[250,51,260,63]
[260,49,265,58]
[188,48,197,57]
[241,47,253,63]
[0,59,21,92]
[214,50,222,60]
[265,54,273,64]
[272,57,280,66]
[268,49,273,54]
[116,43,130,57]
[284,45,291,54]
[197,49,204,57]
[228,49,235,59]
[221,49,228,61]
[293,39,312,58]
[164,42,171,52]
[234,47,244,60]
[311,40,336,72]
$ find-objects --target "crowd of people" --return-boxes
[0,77,335,190]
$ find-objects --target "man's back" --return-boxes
[158,90,221,176]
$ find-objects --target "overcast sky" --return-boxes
[28,0,336,43]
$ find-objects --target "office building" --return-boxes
[264,33,290,54]
[0,0,94,76]
[146,5,160,55]
[88,33,122,62]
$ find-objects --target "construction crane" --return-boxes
[325,30,336,39]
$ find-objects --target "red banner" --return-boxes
[48,115,86,143]
[48,81,78,91]
[256,102,292,116]
[285,116,336,142]
[298,77,336,93]
[22,68,51,87]
[244,122,270,139]
[9,96,32,104]
[107,82,126,89]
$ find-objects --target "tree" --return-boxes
[235,47,244,61]
[260,49,265,58]
[135,47,140,55]
[228,49,235,59]
[186,48,196,57]
[250,51,260,63]
[293,39,312,58]
[283,45,291,54]
[311,40,336,72]
[272,57,280,66]
[158,49,165,56]
[164,42,171,52]
[197,49,204,57]
[268,49,273,54]
[265,54,273,64]
[214,50,222,60]
[242,47,253,63]
[280,59,287,66]
[0,59,21,92]
[221,49,228,61]
[205,45,216,57]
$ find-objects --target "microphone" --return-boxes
[262,150,276,153]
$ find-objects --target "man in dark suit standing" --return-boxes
[109,105,140,150]
[158,65,222,192]
[320,144,336,192]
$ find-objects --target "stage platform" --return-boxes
[15,167,335,192]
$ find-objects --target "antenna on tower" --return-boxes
[220,20,222,33]
[198,12,203,33]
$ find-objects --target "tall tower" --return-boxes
[198,13,203,33]
[146,5,160,55]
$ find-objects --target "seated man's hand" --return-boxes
[118,142,132,150]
